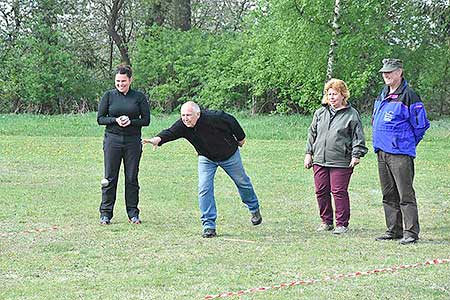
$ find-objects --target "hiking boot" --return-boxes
[202,228,217,238]
[128,216,141,224]
[316,223,334,231]
[100,216,110,225]
[333,226,348,234]
[251,209,262,225]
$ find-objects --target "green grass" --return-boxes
[1,113,449,300]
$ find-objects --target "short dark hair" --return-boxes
[115,64,132,78]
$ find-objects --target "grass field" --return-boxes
[1,113,449,300]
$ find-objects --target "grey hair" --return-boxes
[182,101,200,113]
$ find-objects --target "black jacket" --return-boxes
[97,89,150,136]
[157,110,246,161]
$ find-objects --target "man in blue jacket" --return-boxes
[372,58,430,245]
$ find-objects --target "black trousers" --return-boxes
[377,151,419,239]
[100,132,142,219]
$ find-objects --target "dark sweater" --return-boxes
[157,110,246,161]
[97,89,150,136]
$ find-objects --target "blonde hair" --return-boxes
[322,78,350,106]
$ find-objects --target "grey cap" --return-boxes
[379,58,403,73]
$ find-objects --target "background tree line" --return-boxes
[0,0,449,116]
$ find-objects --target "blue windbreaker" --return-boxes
[372,79,429,157]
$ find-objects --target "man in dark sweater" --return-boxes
[143,101,262,238]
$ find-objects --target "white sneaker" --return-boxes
[333,226,348,234]
[317,223,334,231]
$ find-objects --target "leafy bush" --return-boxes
[0,0,107,114]
[132,0,450,115]
[0,33,105,114]
[1,0,448,115]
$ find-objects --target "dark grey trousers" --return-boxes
[377,151,419,239]
[100,132,142,219]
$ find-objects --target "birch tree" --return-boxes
[325,0,341,81]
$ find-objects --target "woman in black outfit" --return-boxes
[97,65,150,225]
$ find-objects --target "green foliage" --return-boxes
[1,0,449,115]
[0,0,107,114]
[134,27,213,112]
[133,1,331,114]
[2,37,102,114]
[132,0,450,115]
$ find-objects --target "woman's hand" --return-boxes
[116,115,130,127]
[304,154,313,169]
[349,157,360,168]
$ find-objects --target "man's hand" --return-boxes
[304,154,313,169]
[349,157,360,168]
[116,115,130,127]
[237,139,246,147]
[142,137,162,151]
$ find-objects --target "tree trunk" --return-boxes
[171,0,191,31]
[146,0,168,26]
[11,0,21,43]
[107,0,131,65]
[440,51,450,115]
[109,37,114,71]
[326,0,341,81]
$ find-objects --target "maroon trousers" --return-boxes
[313,165,353,227]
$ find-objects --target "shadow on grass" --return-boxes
[415,239,450,246]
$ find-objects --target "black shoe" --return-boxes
[251,209,262,226]
[202,228,217,238]
[375,233,403,241]
[100,216,110,225]
[399,237,418,245]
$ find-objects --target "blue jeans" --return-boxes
[198,149,260,229]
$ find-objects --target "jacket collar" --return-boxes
[382,79,408,98]
[114,89,133,96]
